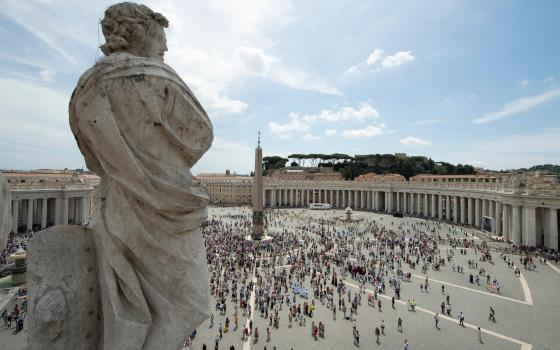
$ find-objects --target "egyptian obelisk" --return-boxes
[252,132,264,240]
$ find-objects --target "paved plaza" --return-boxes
[1,206,560,349]
[193,207,559,350]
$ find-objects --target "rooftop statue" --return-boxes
[29,3,212,349]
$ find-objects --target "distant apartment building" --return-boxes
[196,170,253,205]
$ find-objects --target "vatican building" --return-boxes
[198,167,559,250]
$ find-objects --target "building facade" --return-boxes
[201,170,560,250]
[4,170,99,233]
[197,172,253,205]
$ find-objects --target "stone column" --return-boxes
[453,196,459,223]
[466,198,474,226]
[524,206,536,247]
[549,208,558,250]
[81,196,88,225]
[431,194,436,218]
[422,194,428,216]
[438,195,443,219]
[27,199,34,232]
[512,205,521,244]
[445,196,451,221]
[495,202,502,236]
[503,204,510,242]
[62,197,69,225]
[460,197,466,224]
[475,198,481,228]
[482,199,487,219]
[12,199,18,233]
[360,190,365,209]
[41,198,48,229]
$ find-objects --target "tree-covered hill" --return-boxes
[263,153,476,180]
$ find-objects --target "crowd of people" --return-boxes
[178,206,544,350]
[0,205,551,349]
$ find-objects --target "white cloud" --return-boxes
[300,102,380,123]
[473,87,560,124]
[185,75,248,115]
[414,118,443,126]
[0,78,84,169]
[400,136,432,146]
[543,77,556,88]
[345,65,360,76]
[450,129,560,170]
[325,129,337,136]
[342,125,384,138]
[233,46,278,77]
[366,48,384,65]
[520,79,531,88]
[381,51,415,68]
[39,69,56,82]
[151,0,341,113]
[268,114,310,138]
[193,137,252,174]
[301,133,319,141]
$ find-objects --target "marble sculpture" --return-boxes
[29,3,212,349]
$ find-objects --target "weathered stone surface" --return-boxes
[0,173,11,249]
[27,225,98,350]
[23,3,214,350]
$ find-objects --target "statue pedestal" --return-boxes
[27,225,98,350]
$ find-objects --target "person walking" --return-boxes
[375,326,380,344]
[404,339,409,350]
[489,307,495,322]
[442,285,445,294]
[478,325,482,343]
[398,317,403,332]
[458,312,465,327]
[380,320,385,335]
[434,313,439,329]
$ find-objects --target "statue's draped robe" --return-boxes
[69,53,212,350]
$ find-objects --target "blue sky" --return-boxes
[0,0,558,174]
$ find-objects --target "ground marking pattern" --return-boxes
[343,280,532,350]
[411,272,533,305]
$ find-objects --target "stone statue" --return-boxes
[29,3,212,349]
[0,173,11,249]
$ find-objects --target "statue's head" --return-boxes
[100,2,169,61]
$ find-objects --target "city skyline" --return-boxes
[0,0,559,174]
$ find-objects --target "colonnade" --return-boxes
[10,195,89,233]
[264,186,559,250]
